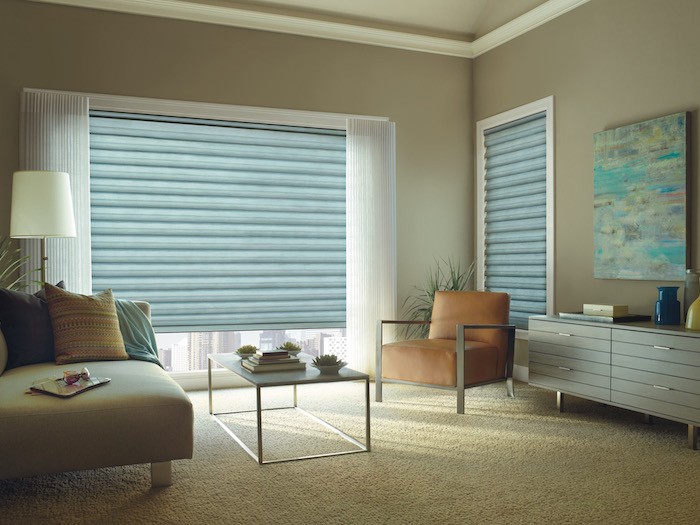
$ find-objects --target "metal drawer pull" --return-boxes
[558,333,572,337]
[653,385,672,391]
[653,345,671,350]
[558,366,572,371]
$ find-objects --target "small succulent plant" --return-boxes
[276,341,302,352]
[235,344,258,355]
[312,354,345,366]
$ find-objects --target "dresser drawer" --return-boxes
[612,352,700,382]
[530,369,610,402]
[530,319,611,341]
[530,330,610,355]
[531,351,610,376]
[530,361,610,389]
[611,380,700,424]
[612,340,700,368]
[614,329,700,356]
[530,339,610,364]
[612,365,700,395]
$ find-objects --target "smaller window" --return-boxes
[476,97,554,330]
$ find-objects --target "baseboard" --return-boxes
[513,364,528,383]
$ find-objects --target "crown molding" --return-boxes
[28,0,590,58]
[471,0,591,57]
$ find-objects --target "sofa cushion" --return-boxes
[0,283,65,371]
[45,284,128,365]
[0,360,193,479]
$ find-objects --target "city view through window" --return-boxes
[155,328,347,372]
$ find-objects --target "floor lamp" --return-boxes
[10,170,77,284]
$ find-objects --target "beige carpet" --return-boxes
[1,381,698,524]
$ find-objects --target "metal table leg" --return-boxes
[256,386,263,464]
[208,358,213,415]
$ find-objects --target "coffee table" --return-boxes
[208,353,370,464]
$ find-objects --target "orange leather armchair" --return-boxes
[376,290,515,413]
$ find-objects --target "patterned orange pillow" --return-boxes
[45,284,128,364]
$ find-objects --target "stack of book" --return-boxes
[241,349,306,373]
[559,304,651,323]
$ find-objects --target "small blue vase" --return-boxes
[655,286,681,325]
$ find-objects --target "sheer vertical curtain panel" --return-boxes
[346,119,397,376]
[19,90,91,293]
[89,112,347,332]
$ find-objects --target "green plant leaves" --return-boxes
[0,236,40,290]
[401,258,476,339]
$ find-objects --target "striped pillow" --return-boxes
[45,284,128,365]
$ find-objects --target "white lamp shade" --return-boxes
[10,170,77,238]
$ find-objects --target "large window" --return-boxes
[476,97,554,330]
[21,88,396,376]
[89,111,347,371]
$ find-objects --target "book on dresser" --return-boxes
[582,303,629,317]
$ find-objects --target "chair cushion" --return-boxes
[45,284,128,365]
[382,338,505,387]
[428,290,510,351]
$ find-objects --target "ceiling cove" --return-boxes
[29,0,591,57]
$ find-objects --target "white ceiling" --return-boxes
[219,0,550,40]
[30,0,591,57]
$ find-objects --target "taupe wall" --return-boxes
[6,0,696,365]
[0,0,472,305]
[475,0,700,321]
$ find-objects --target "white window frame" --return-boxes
[22,88,394,389]
[475,96,555,338]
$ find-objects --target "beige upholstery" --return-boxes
[0,300,193,486]
[0,360,193,480]
[377,290,515,413]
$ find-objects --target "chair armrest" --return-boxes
[456,323,515,330]
[455,323,516,382]
[380,320,430,326]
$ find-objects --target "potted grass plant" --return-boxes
[235,344,258,359]
[276,341,302,356]
[402,258,476,339]
[311,354,347,374]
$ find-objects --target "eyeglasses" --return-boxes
[63,368,91,385]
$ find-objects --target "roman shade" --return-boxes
[482,111,547,329]
[89,111,346,332]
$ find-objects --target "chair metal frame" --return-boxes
[376,319,516,414]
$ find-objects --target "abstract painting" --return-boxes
[593,112,689,280]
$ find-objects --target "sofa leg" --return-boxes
[151,461,172,487]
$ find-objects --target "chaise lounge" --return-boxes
[0,294,193,487]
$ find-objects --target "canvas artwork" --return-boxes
[593,112,689,280]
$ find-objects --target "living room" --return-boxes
[1,0,699,523]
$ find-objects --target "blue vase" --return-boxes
[655,286,681,325]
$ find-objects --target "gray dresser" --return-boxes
[529,315,699,449]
